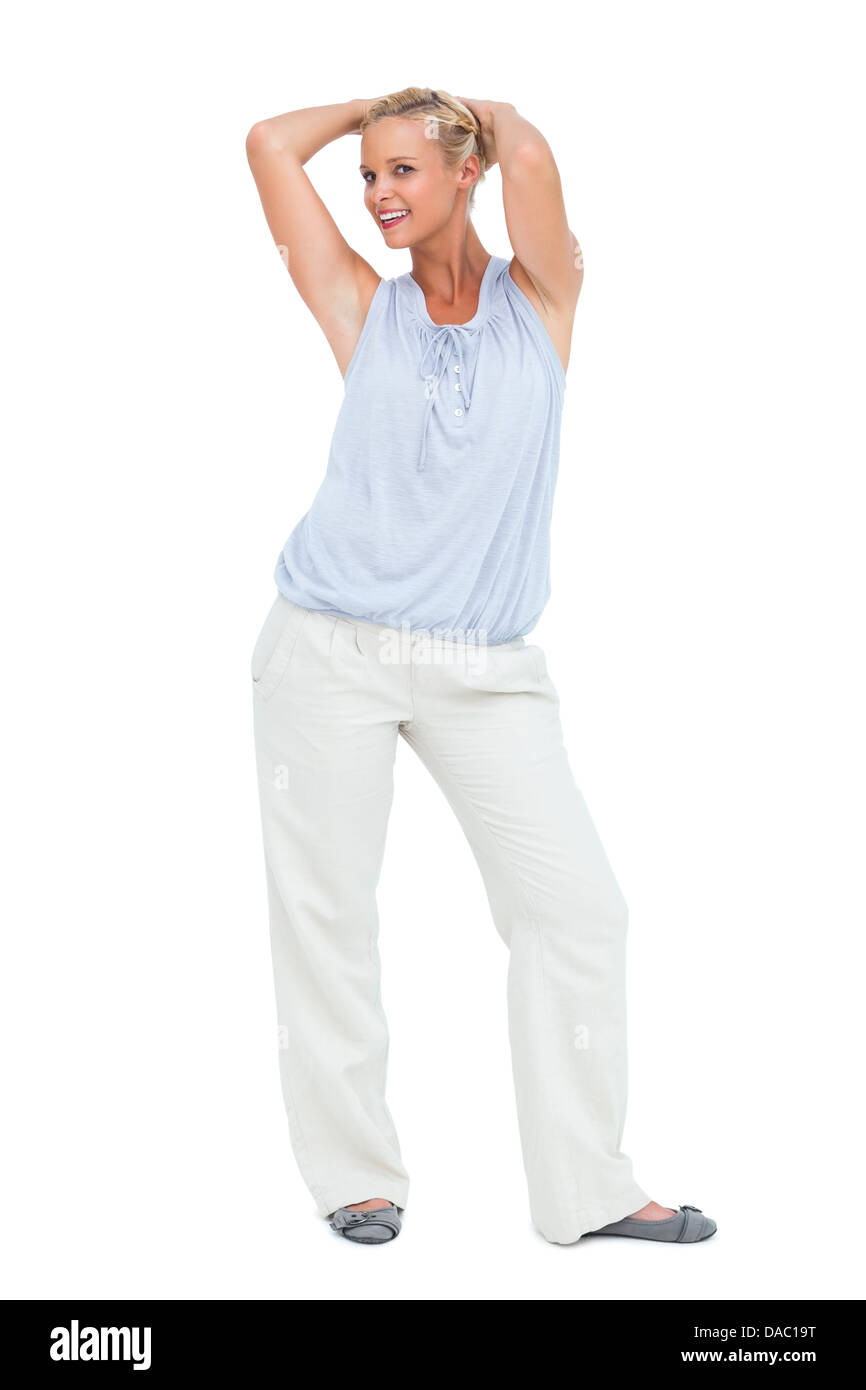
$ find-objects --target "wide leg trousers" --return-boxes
[250,593,651,1244]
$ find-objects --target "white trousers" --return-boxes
[250,593,651,1244]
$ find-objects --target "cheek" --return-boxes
[422,175,453,207]
[407,177,439,210]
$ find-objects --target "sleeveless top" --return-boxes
[273,252,567,643]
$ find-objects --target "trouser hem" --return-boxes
[535,1185,654,1245]
[319,1186,410,1221]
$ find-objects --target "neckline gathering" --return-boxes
[404,253,500,329]
[398,255,506,473]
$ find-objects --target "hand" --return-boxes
[456,97,514,170]
[352,96,384,133]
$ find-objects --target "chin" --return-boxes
[384,222,418,244]
[394,222,435,250]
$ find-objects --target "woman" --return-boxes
[245,88,716,1247]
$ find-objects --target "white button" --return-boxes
[454,407,464,417]
[453,364,461,372]
[454,382,461,391]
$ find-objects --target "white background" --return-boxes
[2,0,864,1301]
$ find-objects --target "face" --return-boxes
[360,116,476,245]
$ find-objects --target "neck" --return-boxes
[409,221,491,308]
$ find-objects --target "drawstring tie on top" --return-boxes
[417,323,481,471]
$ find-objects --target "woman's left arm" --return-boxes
[459,98,582,314]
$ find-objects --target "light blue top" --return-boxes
[273,252,567,643]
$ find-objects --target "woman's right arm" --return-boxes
[245,99,381,377]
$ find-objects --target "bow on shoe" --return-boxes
[330,1207,397,1232]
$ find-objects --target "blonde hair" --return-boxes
[359,87,486,211]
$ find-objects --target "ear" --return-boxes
[458,152,481,196]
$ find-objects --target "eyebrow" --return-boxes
[358,156,416,170]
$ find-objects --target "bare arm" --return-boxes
[245,100,382,376]
[459,98,583,335]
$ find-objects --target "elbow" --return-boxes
[503,138,558,184]
[512,137,555,170]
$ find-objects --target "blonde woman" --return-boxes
[245,89,716,1247]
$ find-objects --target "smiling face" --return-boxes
[360,116,477,246]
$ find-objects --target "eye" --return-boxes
[362,165,415,183]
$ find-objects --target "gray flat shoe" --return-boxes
[585,1203,717,1242]
[329,1204,402,1244]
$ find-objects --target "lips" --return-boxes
[379,210,410,228]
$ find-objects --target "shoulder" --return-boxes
[493,253,548,322]
[354,269,396,333]
[499,254,572,380]
[499,255,539,310]
[492,255,569,384]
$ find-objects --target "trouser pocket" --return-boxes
[250,595,310,700]
[464,639,543,691]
